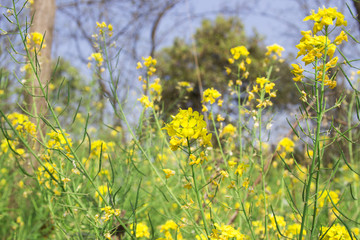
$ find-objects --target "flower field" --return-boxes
[0,1,359,239]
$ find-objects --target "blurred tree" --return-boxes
[155,16,296,118]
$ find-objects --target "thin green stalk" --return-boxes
[191,164,210,237]
[299,28,329,240]
[210,108,228,168]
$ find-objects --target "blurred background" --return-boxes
[0,0,359,141]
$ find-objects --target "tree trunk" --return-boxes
[25,0,56,167]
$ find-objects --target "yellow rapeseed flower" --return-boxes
[130,222,150,239]
[163,108,212,154]
[162,169,175,179]
[303,7,347,34]
[265,44,285,58]
[203,88,221,104]
[334,30,348,45]
[230,46,249,60]
[137,95,153,109]
[88,52,104,66]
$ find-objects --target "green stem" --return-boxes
[299,27,329,240]
[191,164,211,238]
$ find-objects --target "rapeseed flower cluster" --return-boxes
[0,113,37,157]
[100,205,120,222]
[35,129,75,195]
[247,77,276,109]
[130,222,150,238]
[96,21,113,37]
[265,43,285,60]
[292,7,348,89]
[202,88,222,112]
[137,56,162,109]
[0,139,24,157]
[163,108,212,153]
[138,95,153,109]
[230,46,249,60]
[303,7,347,34]
[162,168,175,179]
[320,224,356,240]
[208,223,247,240]
[157,220,183,240]
[227,45,251,82]
[36,162,61,196]
[89,140,114,160]
[220,124,236,137]
[276,137,296,166]
[317,190,340,222]
[88,52,104,67]
[137,55,157,76]
[7,112,37,138]
[178,81,194,92]
[88,22,112,69]
[95,185,111,203]
[26,32,46,55]
[47,129,73,158]
[203,88,221,104]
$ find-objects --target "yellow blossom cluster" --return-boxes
[137,56,157,76]
[220,124,237,137]
[291,63,305,82]
[26,32,46,54]
[285,223,304,238]
[47,129,73,158]
[0,113,37,157]
[208,223,247,240]
[234,163,249,177]
[88,52,104,67]
[230,46,249,60]
[100,205,120,222]
[7,112,37,138]
[137,95,153,109]
[227,45,251,81]
[157,220,183,240]
[202,87,222,112]
[189,151,208,165]
[317,190,340,221]
[203,88,222,104]
[150,78,162,96]
[36,162,61,196]
[277,137,295,153]
[130,222,150,239]
[265,44,285,60]
[303,7,347,34]
[137,56,162,110]
[0,139,24,157]
[178,81,194,92]
[247,77,276,109]
[276,137,295,166]
[162,168,175,179]
[95,185,111,203]
[88,22,113,69]
[96,21,113,36]
[163,108,212,152]
[89,140,114,160]
[320,224,357,240]
[292,7,348,89]
[296,31,336,65]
